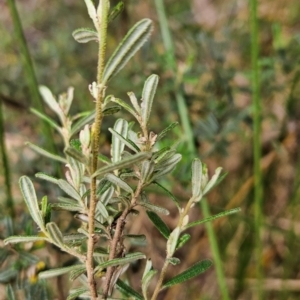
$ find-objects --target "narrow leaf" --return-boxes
[96,200,109,219]
[4,235,48,245]
[58,179,82,202]
[142,269,157,299]
[109,128,139,153]
[72,27,98,43]
[141,74,159,125]
[116,279,143,300]
[83,0,98,29]
[203,167,223,196]
[69,265,86,281]
[110,97,138,118]
[71,110,95,137]
[185,208,241,229]
[166,227,180,257]
[167,257,181,265]
[192,158,202,198]
[103,19,153,83]
[104,106,121,116]
[153,181,180,208]
[6,285,16,300]
[19,176,44,229]
[162,259,213,288]
[96,252,146,271]
[140,194,169,215]
[157,122,179,141]
[30,108,61,132]
[46,222,64,245]
[146,211,170,239]
[111,119,129,163]
[0,268,18,283]
[67,288,89,300]
[35,172,59,184]
[92,152,151,178]
[65,147,87,164]
[108,1,124,23]
[39,86,63,120]
[51,203,83,212]
[176,233,191,250]
[26,142,67,164]
[105,173,133,194]
[39,265,84,279]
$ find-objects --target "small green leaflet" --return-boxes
[162,259,213,289]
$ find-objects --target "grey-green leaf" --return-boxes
[116,279,143,300]
[35,172,59,184]
[141,74,159,125]
[185,207,241,229]
[162,259,213,289]
[51,203,83,212]
[109,128,139,154]
[26,142,67,164]
[103,18,153,83]
[140,194,169,215]
[142,269,157,299]
[111,119,129,163]
[30,108,61,132]
[65,147,87,164]
[92,152,151,178]
[192,158,202,198]
[146,211,170,239]
[6,285,16,300]
[157,122,179,141]
[58,179,82,202]
[96,252,146,271]
[71,110,95,137]
[72,27,98,43]
[110,97,138,118]
[39,265,84,279]
[67,288,89,300]
[39,86,63,120]
[46,222,64,245]
[4,235,48,245]
[105,173,133,194]
[19,176,44,229]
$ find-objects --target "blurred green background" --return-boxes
[1,0,300,299]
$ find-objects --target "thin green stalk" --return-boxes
[201,200,230,300]
[6,0,57,162]
[0,102,14,217]
[154,0,194,155]
[154,1,230,299]
[86,1,109,298]
[250,0,263,298]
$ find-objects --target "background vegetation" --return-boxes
[1,0,300,299]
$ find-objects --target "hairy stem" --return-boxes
[102,181,144,299]
[86,2,109,298]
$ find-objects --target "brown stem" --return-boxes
[102,181,144,299]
